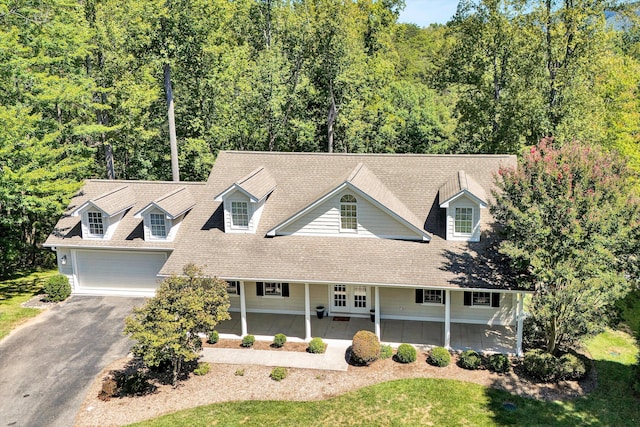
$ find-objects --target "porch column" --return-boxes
[374,286,381,339]
[516,291,524,357]
[239,281,248,337]
[444,290,451,349]
[304,283,311,341]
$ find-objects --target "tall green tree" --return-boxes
[124,264,231,386]
[492,138,640,354]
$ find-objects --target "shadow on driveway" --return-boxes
[0,296,144,427]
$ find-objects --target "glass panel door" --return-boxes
[332,284,347,311]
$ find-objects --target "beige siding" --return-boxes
[282,192,418,239]
[449,291,515,325]
[244,281,305,314]
[379,287,445,319]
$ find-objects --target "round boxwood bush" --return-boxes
[459,350,482,370]
[193,362,210,376]
[350,330,381,366]
[270,367,287,381]
[524,349,560,382]
[273,333,287,348]
[308,337,326,354]
[44,274,71,302]
[380,344,393,360]
[488,353,511,373]
[396,343,417,364]
[207,330,219,344]
[558,353,587,380]
[428,346,451,367]
[241,334,255,348]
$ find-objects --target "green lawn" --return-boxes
[0,269,57,340]
[130,292,640,426]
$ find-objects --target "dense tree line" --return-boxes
[1,0,639,273]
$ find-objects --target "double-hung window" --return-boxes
[454,207,473,235]
[415,289,445,305]
[87,211,104,236]
[231,201,249,228]
[226,280,240,296]
[464,291,500,308]
[340,195,357,231]
[149,213,167,238]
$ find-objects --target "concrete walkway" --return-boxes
[200,339,350,371]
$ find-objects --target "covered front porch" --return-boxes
[216,312,517,355]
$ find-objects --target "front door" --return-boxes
[331,284,370,314]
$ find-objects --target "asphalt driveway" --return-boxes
[0,296,144,427]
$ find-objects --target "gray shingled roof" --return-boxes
[135,187,196,219]
[46,180,207,249]
[439,170,488,207]
[160,151,520,290]
[214,166,276,202]
[72,185,135,217]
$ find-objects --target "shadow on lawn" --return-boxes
[0,273,49,301]
[485,359,639,426]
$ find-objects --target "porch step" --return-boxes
[200,342,350,371]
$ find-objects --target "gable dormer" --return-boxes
[214,167,276,234]
[134,187,195,241]
[267,163,430,241]
[439,170,487,242]
[71,185,135,240]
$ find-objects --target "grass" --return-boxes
[130,292,640,426]
[0,269,57,340]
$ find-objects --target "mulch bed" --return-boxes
[203,338,310,352]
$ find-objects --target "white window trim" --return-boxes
[230,200,250,229]
[470,291,495,309]
[421,289,444,305]
[226,280,240,297]
[454,206,474,236]
[339,194,358,233]
[149,213,168,239]
[86,211,105,238]
[262,282,284,298]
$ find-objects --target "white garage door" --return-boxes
[74,250,168,296]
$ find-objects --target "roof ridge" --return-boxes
[86,179,206,185]
[221,150,515,159]
[237,166,266,185]
[346,163,365,182]
[458,170,467,190]
[93,185,129,201]
[154,186,187,203]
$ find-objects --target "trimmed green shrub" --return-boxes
[234,368,245,376]
[308,337,326,354]
[241,335,255,348]
[380,344,393,360]
[427,346,450,367]
[559,353,587,380]
[273,333,287,348]
[270,367,287,381]
[350,330,381,366]
[193,362,210,376]
[488,353,511,373]
[207,330,219,344]
[524,349,560,382]
[459,350,482,370]
[44,274,71,302]
[396,343,417,364]
[116,370,154,396]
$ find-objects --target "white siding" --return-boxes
[281,192,419,239]
[222,191,265,234]
[142,208,180,241]
[445,195,481,242]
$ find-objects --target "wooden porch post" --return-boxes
[374,286,380,339]
[239,281,248,337]
[444,290,451,349]
[516,292,524,357]
[304,283,311,341]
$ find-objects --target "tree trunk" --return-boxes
[327,82,337,153]
[164,63,180,182]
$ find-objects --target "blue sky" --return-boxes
[398,0,460,26]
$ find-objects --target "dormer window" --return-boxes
[231,201,249,228]
[87,212,104,236]
[454,207,473,235]
[150,213,167,238]
[340,195,357,231]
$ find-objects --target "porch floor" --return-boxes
[216,312,516,354]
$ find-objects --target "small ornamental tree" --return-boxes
[492,138,640,355]
[124,264,231,386]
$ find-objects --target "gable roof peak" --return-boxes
[71,185,135,217]
[214,166,276,203]
[439,170,488,208]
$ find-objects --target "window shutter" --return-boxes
[236,282,241,295]
[415,289,423,304]
[491,292,500,308]
[256,282,263,296]
[442,290,446,305]
[464,291,471,306]
[282,283,289,297]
